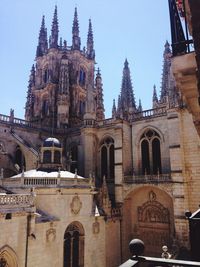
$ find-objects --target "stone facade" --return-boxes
[0,6,200,267]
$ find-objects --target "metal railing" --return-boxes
[168,0,193,56]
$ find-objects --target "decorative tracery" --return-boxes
[140,129,162,175]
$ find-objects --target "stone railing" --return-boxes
[23,177,58,186]
[123,173,171,184]
[0,194,34,207]
[20,176,92,188]
[132,107,167,121]
[97,118,115,127]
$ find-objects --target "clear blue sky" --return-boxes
[0,0,170,119]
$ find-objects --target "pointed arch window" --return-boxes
[140,129,162,175]
[63,222,84,267]
[100,137,115,182]
[79,68,86,86]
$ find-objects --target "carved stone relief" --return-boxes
[136,190,171,255]
[70,194,82,215]
[93,218,100,234]
[46,228,56,243]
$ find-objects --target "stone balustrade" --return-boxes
[21,177,92,188]
[0,194,34,207]
[132,107,167,121]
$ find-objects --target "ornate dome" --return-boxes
[43,137,61,148]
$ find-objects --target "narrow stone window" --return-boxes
[79,69,86,86]
[141,139,150,174]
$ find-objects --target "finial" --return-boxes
[36,15,48,57]
[50,5,59,49]
[87,18,95,59]
[124,58,129,68]
[72,7,81,50]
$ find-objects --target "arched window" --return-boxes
[54,151,61,164]
[100,137,115,181]
[0,246,18,267]
[15,146,26,172]
[100,137,115,206]
[70,146,78,173]
[140,129,162,175]
[63,222,84,267]
[43,150,51,163]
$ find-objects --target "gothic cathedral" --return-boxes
[0,6,200,267]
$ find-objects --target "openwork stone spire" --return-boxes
[36,15,48,57]
[117,59,136,120]
[25,65,35,119]
[50,5,59,49]
[160,41,172,102]
[87,19,95,59]
[72,7,81,50]
[95,68,105,120]
[152,85,159,109]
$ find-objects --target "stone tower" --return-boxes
[25,6,104,128]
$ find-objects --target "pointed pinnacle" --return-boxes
[72,7,79,35]
[124,58,129,68]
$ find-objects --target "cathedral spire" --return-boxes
[152,84,158,109]
[160,40,172,102]
[50,5,59,49]
[153,85,158,102]
[72,7,81,50]
[95,68,105,120]
[112,99,117,118]
[25,65,35,120]
[36,15,48,57]
[117,59,136,120]
[87,19,95,59]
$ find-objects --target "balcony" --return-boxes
[123,174,171,184]
[169,0,200,135]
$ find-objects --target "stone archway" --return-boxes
[122,186,174,259]
[0,245,18,267]
[137,190,170,255]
